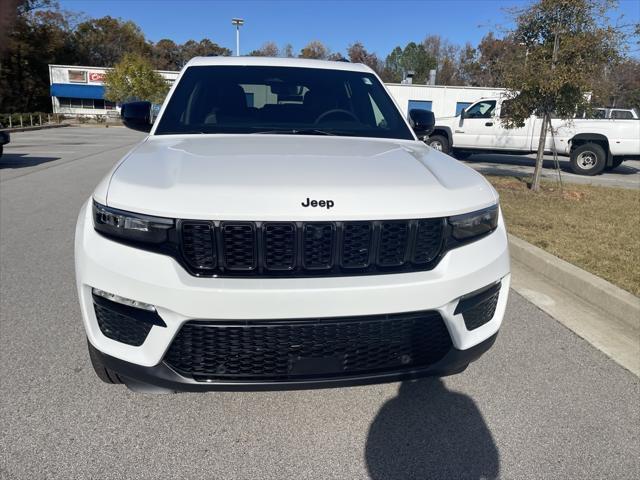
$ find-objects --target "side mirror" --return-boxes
[121,101,152,132]
[409,108,435,138]
[460,109,467,119]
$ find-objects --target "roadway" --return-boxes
[1,127,638,479]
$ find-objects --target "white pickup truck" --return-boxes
[426,97,640,175]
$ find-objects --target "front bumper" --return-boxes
[75,199,510,388]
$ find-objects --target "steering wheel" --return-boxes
[315,109,359,124]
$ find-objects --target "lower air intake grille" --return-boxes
[164,311,452,382]
[94,298,153,347]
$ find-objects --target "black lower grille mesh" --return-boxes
[164,312,452,382]
[94,301,152,347]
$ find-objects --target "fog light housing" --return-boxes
[92,288,156,312]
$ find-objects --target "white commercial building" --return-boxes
[386,83,507,118]
[49,64,506,119]
[48,65,179,117]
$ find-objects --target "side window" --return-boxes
[611,110,633,120]
[465,100,496,119]
[408,100,432,112]
[456,102,471,115]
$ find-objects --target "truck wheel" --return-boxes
[605,157,624,171]
[570,143,606,176]
[427,135,450,154]
[87,339,123,384]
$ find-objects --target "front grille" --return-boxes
[180,218,445,277]
[164,311,452,382]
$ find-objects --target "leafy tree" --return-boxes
[423,35,462,85]
[501,0,620,190]
[103,53,169,104]
[327,52,347,61]
[347,42,382,73]
[383,42,436,84]
[0,6,76,112]
[299,40,329,59]
[178,39,230,65]
[152,39,181,70]
[72,16,151,67]
[248,41,279,57]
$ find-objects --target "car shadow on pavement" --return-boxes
[0,153,61,169]
[365,378,499,480]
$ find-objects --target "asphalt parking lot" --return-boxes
[1,127,639,479]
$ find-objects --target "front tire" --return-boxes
[427,135,450,154]
[87,340,123,384]
[570,143,606,176]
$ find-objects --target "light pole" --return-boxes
[231,18,244,56]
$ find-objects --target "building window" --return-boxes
[82,99,94,109]
[68,70,87,83]
[105,101,116,110]
[456,102,472,115]
[70,98,83,108]
[408,100,432,112]
[94,99,105,109]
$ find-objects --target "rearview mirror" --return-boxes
[409,109,435,138]
[121,101,152,132]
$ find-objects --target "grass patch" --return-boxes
[487,176,640,296]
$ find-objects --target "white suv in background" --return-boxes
[75,57,510,393]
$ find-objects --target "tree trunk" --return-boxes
[531,112,549,191]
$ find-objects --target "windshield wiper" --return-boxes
[251,128,336,136]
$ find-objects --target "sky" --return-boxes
[58,0,640,57]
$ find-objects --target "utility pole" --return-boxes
[231,18,244,57]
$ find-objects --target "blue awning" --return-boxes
[50,83,106,100]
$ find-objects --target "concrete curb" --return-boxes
[508,234,640,330]
[2,124,71,133]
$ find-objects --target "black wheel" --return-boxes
[569,143,606,176]
[605,157,624,171]
[427,135,450,154]
[453,150,472,160]
[87,340,123,384]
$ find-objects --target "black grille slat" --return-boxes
[378,221,409,266]
[164,311,452,382]
[413,219,444,264]
[303,223,334,269]
[181,222,216,270]
[341,223,372,268]
[222,223,256,270]
[264,223,296,270]
[177,218,445,276]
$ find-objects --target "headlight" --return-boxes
[449,204,498,241]
[93,200,174,244]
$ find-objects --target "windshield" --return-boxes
[155,65,414,140]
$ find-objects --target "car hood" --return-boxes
[105,135,497,220]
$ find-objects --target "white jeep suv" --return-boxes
[75,57,510,392]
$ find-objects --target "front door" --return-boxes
[453,100,498,149]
